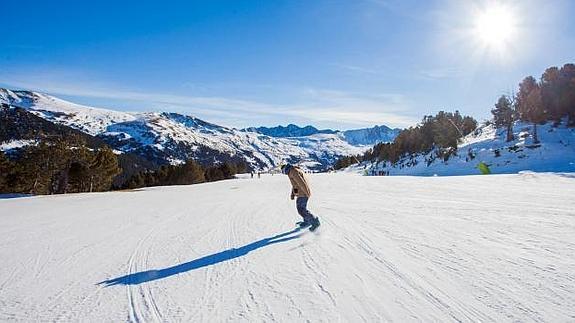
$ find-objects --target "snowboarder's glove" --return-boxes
[290,192,295,200]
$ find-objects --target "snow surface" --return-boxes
[0,139,37,152]
[366,121,575,176]
[1,173,575,321]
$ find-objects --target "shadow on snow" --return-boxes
[98,227,303,286]
[0,193,34,199]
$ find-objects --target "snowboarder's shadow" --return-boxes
[98,227,303,286]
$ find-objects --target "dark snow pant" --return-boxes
[296,197,314,221]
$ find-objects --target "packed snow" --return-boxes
[1,173,574,321]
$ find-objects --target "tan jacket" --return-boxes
[288,166,311,197]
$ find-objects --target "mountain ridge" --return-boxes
[244,124,337,137]
[0,88,399,171]
[244,123,401,146]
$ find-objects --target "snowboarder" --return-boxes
[281,164,320,231]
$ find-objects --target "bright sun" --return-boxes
[473,3,517,52]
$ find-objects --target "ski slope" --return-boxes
[1,173,575,322]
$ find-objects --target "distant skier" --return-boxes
[257,172,261,179]
[281,164,320,231]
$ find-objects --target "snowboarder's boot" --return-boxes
[297,218,312,228]
[309,217,320,232]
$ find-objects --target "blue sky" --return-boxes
[1,0,574,130]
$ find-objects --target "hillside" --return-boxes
[0,103,156,185]
[0,89,396,171]
[1,173,574,321]
[365,120,575,176]
[0,89,136,135]
[0,103,108,148]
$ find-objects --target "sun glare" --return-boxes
[473,3,517,52]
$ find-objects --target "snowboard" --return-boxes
[296,217,320,232]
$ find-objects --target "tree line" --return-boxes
[335,110,477,169]
[0,136,120,194]
[124,160,246,189]
[492,63,575,143]
[0,135,247,195]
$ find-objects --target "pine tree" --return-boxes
[89,147,121,192]
[516,76,545,144]
[67,145,93,193]
[218,162,235,179]
[516,76,539,121]
[461,116,478,136]
[205,166,224,182]
[558,64,575,126]
[234,162,248,174]
[0,151,11,193]
[540,67,561,121]
[51,137,75,194]
[181,160,205,184]
[431,111,462,149]
[127,172,145,189]
[526,86,545,144]
[491,95,515,142]
[68,161,90,192]
[19,141,64,194]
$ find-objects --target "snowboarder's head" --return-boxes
[281,163,292,175]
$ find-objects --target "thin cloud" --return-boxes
[287,109,415,128]
[330,63,384,75]
[292,88,417,127]
[418,67,462,80]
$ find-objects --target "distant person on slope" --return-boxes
[281,164,320,231]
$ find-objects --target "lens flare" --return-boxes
[473,3,517,52]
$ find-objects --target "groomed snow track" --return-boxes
[1,173,575,322]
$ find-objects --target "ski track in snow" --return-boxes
[1,173,575,322]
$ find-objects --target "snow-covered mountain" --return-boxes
[362,120,575,176]
[0,89,136,135]
[342,125,401,146]
[247,123,401,147]
[0,89,389,170]
[245,124,337,137]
